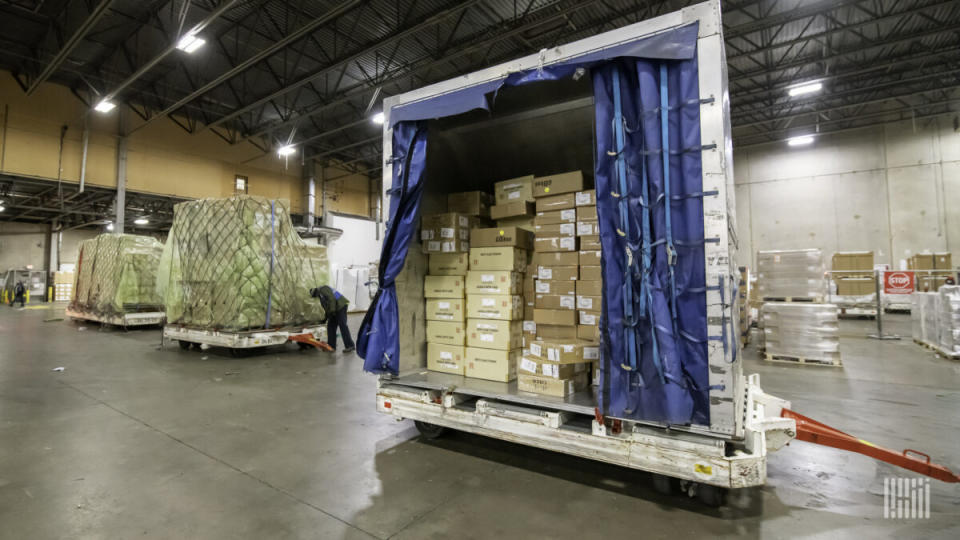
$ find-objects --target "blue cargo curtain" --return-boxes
[359,22,711,427]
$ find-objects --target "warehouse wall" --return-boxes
[734,115,960,269]
[0,222,98,270]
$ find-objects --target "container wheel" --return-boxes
[696,484,728,507]
[297,342,313,351]
[651,473,679,495]
[192,342,202,350]
[178,340,193,350]
[414,421,447,440]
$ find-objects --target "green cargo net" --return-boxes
[157,195,329,331]
[70,233,164,314]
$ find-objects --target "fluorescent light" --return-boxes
[277,145,296,157]
[106,222,114,231]
[788,82,822,97]
[372,112,385,125]
[787,135,815,146]
[94,100,116,113]
[176,34,206,53]
[134,218,149,225]
[0,205,5,212]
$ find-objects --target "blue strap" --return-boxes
[265,199,276,328]
[660,63,679,336]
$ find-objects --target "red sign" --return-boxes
[884,271,915,294]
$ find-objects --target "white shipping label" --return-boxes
[523,321,536,332]
[575,191,592,205]
[543,364,559,379]
[560,295,575,309]
[538,267,553,280]
[421,230,434,240]
[440,227,455,238]
[508,191,520,200]
[440,351,452,360]
[478,323,496,330]
[481,274,495,283]
[566,380,574,393]
[535,281,550,293]
[482,298,496,307]
[520,357,537,373]
[560,237,575,250]
[561,209,576,221]
[530,343,542,357]
[460,229,469,240]
[560,223,575,235]
[577,222,594,235]
[580,312,597,325]
[438,301,450,309]
[547,347,559,362]
[480,334,494,342]
[584,346,599,360]
[459,216,469,227]
[428,241,440,251]
[578,296,593,309]
[441,242,455,252]
[562,345,574,353]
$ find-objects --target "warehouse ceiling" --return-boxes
[0,0,959,224]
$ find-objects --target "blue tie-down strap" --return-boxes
[264,199,276,329]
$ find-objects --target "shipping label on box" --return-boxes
[575,189,595,206]
[467,319,522,350]
[580,235,602,250]
[428,343,465,375]
[576,221,599,236]
[495,175,534,204]
[424,275,464,298]
[469,247,527,271]
[935,252,952,269]
[534,192,577,213]
[518,355,587,379]
[470,226,533,249]
[426,298,464,321]
[534,236,578,253]
[578,250,601,266]
[578,310,600,326]
[537,265,578,281]
[534,308,576,326]
[534,208,577,225]
[576,295,601,310]
[576,279,602,296]
[447,191,493,217]
[537,323,578,339]
[490,200,534,220]
[534,251,579,267]
[466,347,518,382]
[532,171,584,197]
[466,294,523,320]
[465,270,522,295]
[576,206,597,221]
[426,320,465,346]
[522,320,537,335]
[528,340,584,363]
[429,253,469,276]
[535,294,576,310]
[518,371,588,396]
[580,265,602,281]
[535,222,576,237]
[496,215,535,232]
[534,280,576,295]
[422,239,470,254]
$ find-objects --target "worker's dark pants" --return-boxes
[327,307,355,350]
[13,295,24,307]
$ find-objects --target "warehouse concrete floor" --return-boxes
[1,306,958,539]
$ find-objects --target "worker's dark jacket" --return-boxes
[311,286,349,319]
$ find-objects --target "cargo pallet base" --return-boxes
[163,324,327,351]
[377,372,794,503]
[837,307,877,319]
[912,339,960,360]
[761,296,824,303]
[763,352,843,367]
[66,306,165,328]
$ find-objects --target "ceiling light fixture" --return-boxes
[0,205,5,212]
[176,33,206,54]
[106,222,114,231]
[372,112,385,125]
[787,135,815,147]
[94,100,116,113]
[134,218,149,225]
[277,145,296,157]
[788,82,822,97]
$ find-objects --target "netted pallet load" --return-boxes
[761,303,841,366]
[70,234,164,314]
[157,196,329,331]
[756,249,827,301]
[936,286,960,357]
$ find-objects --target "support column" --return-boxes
[303,159,316,231]
[115,136,127,233]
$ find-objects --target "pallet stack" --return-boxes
[909,252,953,292]
[54,271,74,302]
[911,287,960,359]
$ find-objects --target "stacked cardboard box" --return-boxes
[464,227,532,382]
[54,271,74,302]
[421,212,471,254]
[909,252,953,292]
[447,191,493,218]
[575,189,601,342]
[492,175,535,231]
[761,302,841,366]
[518,340,595,397]
[425,259,466,374]
[831,251,875,297]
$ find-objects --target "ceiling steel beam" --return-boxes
[26,0,115,95]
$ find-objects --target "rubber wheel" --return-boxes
[297,342,314,351]
[414,421,447,440]
[696,484,728,507]
[192,342,202,350]
[178,340,193,350]
[651,473,679,495]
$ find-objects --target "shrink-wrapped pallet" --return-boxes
[157,196,329,330]
[761,302,840,365]
[70,234,164,315]
[756,249,826,300]
[937,286,960,356]
[911,292,938,346]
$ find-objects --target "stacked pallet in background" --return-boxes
[761,303,841,366]
[53,271,74,302]
[909,252,953,292]
[830,251,877,317]
[425,255,467,374]
[911,288,960,359]
[756,249,827,302]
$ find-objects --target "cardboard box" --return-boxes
[576,206,597,221]
[534,280,576,295]
[496,215,534,232]
[834,277,875,296]
[421,213,470,241]
[536,324,578,339]
[831,251,874,275]
[535,192,577,212]
[522,320,537,338]
[523,304,535,321]
[576,280,602,296]
[519,355,588,379]
[469,247,527,271]
[536,265,577,281]
[466,347,518,382]
[465,270,522,295]
[579,250,601,266]
[517,371,588,396]
[447,191,493,217]
[534,251,579,267]
[576,295,601,311]
[532,171,584,197]
[426,320,465,346]
[580,235,602,250]
[471,226,533,249]
[534,208,577,225]
[427,343,465,375]
[534,223,576,237]
[909,254,935,270]
[528,340,587,363]
[935,252,952,269]
[429,253,469,276]
[426,298,464,321]
[535,293,576,310]
[466,294,523,320]
[576,221,599,236]
[577,324,599,341]
[579,310,600,326]
[534,308,576,326]
[535,236,577,253]
[580,265,602,281]
[490,200,534,220]
[422,239,469,254]
[467,319,523,350]
[424,275,464,298]
[495,175,534,204]
[575,190,595,206]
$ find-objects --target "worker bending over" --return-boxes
[310,286,355,353]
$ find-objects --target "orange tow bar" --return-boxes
[288,333,334,351]
[782,409,960,483]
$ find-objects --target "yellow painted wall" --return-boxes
[322,164,374,217]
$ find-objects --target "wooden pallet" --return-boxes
[761,296,824,303]
[913,339,960,360]
[913,338,936,350]
[764,352,842,367]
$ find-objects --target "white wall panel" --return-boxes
[885,164,944,261]
[942,160,960,257]
[748,176,837,262]
[734,183,752,267]
[827,170,891,263]
[884,120,939,168]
